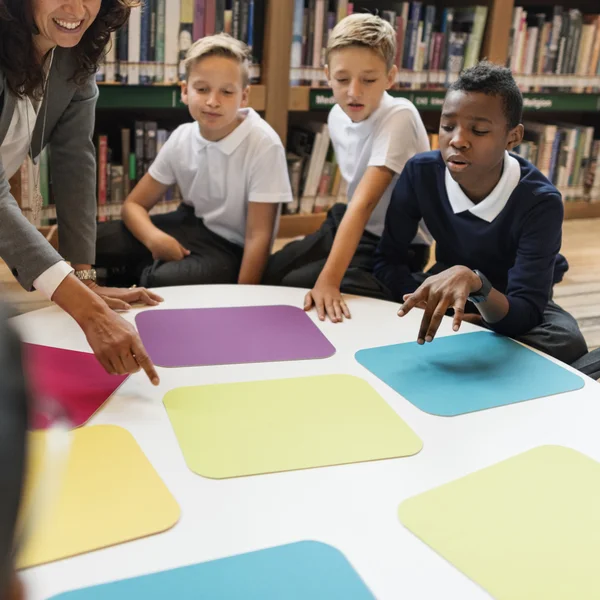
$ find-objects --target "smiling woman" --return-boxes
[0,0,164,382]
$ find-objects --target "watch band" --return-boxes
[74,268,97,283]
[468,269,492,304]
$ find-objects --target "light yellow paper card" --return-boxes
[17,425,180,569]
[164,374,422,479]
[399,445,600,600]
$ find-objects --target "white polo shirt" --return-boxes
[149,108,292,247]
[445,151,521,222]
[328,92,431,242]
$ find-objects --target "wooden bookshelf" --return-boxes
[97,84,267,112]
[564,202,600,220]
[279,213,327,238]
[288,87,600,113]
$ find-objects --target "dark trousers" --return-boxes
[262,203,430,300]
[95,204,243,288]
[414,264,589,369]
[571,348,600,381]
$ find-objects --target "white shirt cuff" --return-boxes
[33,261,75,299]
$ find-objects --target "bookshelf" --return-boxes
[288,87,600,112]
[97,83,267,111]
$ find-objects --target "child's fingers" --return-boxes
[425,299,450,342]
[315,299,327,321]
[398,292,421,317]
[333,301,343,323]
[303,292,314,311]
[452,296,468,331]
[325,299,338,323]
[417,301,436,344]
[340,299,351,319]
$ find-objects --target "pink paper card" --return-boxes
[22,344,129,430]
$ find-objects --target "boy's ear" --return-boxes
[241,85,250,108]
[180,81,189,106]
[506,123,524,151]
[324,64,330,85]
[386,65,398,89]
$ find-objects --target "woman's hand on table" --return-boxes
[52,274,160,384]
[84,282,164,311]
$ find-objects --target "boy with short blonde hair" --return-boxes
[95,34,292,288]
[264,14,430,322]
[185,32,251,85]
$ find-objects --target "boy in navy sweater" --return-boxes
[374,62,589,367]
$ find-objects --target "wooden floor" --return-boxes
[2,218,599,349]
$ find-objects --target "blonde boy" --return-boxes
[95,34,292,288]
[264,14,430,322]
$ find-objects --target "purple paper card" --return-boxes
[135,305,336,367]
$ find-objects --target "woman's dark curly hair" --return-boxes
[0,0,140,99]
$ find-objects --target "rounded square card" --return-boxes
[164,374,422,478]
[356,331,584,416]
[399,446,600,599]
[136,305,336,367]
[17,425,180,568]
[48,542,376,599]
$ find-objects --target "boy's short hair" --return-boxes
[184,33,251,86]
[448,61,523,130]
[326,14,396,71]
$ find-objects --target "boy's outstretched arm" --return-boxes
[305,165,395,322]
[238,202,279,285]
[398,195,564,343]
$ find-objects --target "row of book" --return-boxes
[18,121,184,227]
[515,122,600,203]
[284,119,600,216]
[97,0,264,86]
[507,6,600,92]
[290,1,488,89]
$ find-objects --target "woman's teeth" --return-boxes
[53,19,83,30]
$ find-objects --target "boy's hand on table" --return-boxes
[398,266,482,344]
[85,282,164,311]
[147,231,191,262]
[304,279,351,323]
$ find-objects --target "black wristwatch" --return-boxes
[468,269,492,304]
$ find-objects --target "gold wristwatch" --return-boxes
[74,268,97,283]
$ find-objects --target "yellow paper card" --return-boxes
[17,425,180,569]
[399,445,600,600]
[164,375,422,479]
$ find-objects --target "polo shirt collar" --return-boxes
[445,151,521,223]
[195,108,257,155]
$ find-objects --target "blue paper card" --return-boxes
[50,541,375,599]
[355,331,584,416]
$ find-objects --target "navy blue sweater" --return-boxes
[374,151,568,337]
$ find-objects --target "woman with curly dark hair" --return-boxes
[0,0,162,384]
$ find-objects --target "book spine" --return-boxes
[155,0,166,82]
[164,0,180,82]
[179,0,194,80]
[128,5,141,84]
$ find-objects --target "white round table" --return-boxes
[11,284,600,600]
